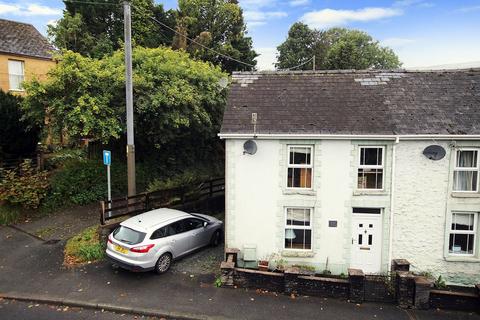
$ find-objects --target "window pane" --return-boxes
[8,60,24,75]
[449,233,474,254]
[9,75,24,90]
[113,226,146,245]
[358,169,383,189]
[452,213,474,231]
[289,147,311,165]
[360,147,382,166]
[284,229,312,250]
[453,171,478,191]
[456,151,478,168]
[286,208,310,226]
[288,168,312,188]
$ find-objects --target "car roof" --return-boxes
[120,208,190,233]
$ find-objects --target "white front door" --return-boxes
[350,214,382,273]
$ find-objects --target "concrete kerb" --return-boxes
[0,292,225,320]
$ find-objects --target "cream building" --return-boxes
[220,70,480,285]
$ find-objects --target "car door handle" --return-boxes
[170,239,176,243]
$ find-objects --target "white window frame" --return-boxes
[8,59,25,91]
[357,146,385,191]
[284,207,313,251]
[286,145,314,190]
[448,212,477,257]
[453,149,479,193]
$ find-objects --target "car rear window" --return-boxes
[113,226,146,245]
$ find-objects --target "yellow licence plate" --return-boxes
[114,244,129,254]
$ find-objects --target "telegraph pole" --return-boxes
[124,1,136,196]
[312,55,316,71]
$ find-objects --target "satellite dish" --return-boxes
[423,145,446,160]
[243,140,257,155]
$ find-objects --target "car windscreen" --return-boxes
[113,226,146,245]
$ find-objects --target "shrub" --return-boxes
[42,160,107,210]
[0,90,39,158]
[44,148,87,170]
[0,160,49,208]
[147,167,219,192]
[64,225,105,264]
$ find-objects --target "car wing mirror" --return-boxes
[203,221,208,228]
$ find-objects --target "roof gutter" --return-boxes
[218,133,480,140]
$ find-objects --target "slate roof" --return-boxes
[0,19,55,59]
[220,69,480,136]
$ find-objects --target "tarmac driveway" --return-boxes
[0,225,478,320]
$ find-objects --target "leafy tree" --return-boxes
[175,0,257,72]
[0,90,39,158]
[49,0,176,58]
[276,24,401,70]
[22,47,228,164]
[22,51,124,143]
[275,22,319,70]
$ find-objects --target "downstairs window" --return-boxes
[284,207,312,250]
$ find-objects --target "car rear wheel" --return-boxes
[210,230,221,247]
[155,253,172,274]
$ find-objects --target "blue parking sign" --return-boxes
[103,150,111,166]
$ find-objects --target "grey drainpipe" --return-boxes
[388,136,400,268]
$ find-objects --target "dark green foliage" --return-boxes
[42,159,126,210]
[0,90,39,158]
[49,0,176,58]
[276,24,401,70]
[176,0,257,72]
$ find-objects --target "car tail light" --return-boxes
[107,237,113,244]
[130,244,155,253]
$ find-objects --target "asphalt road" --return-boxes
[0,225,478,320]
[0,299,167,320]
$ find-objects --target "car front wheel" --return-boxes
[155,253,172,274]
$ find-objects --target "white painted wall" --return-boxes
[225,138,480,284]
[393,141,480,285]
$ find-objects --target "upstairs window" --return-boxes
[358,146,384,190]
[449,212,477,256]
[287,146,313,189]
[453,150,479,192]
[8,60,24,91]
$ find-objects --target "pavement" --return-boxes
[0,299,164,320]
[11,203,99,241]
[0,225,479,320]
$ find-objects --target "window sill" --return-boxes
[283,189,316,196]
[450,192,480,198]
[353,190,388,196]
[444,256,480,263]
[282,250,315,258]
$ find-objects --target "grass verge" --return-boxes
[64,225,105,265]
[0,205,22,225]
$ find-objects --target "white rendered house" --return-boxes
[219,70,480,285]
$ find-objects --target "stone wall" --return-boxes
[221,254,480,312]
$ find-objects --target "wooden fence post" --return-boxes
[145,193,150,211]
[100,201,105,225]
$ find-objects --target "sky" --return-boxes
[1,0,480,70]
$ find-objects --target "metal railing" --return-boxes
[100,177,225,225]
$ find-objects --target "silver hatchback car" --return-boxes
[106,208,223,274]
